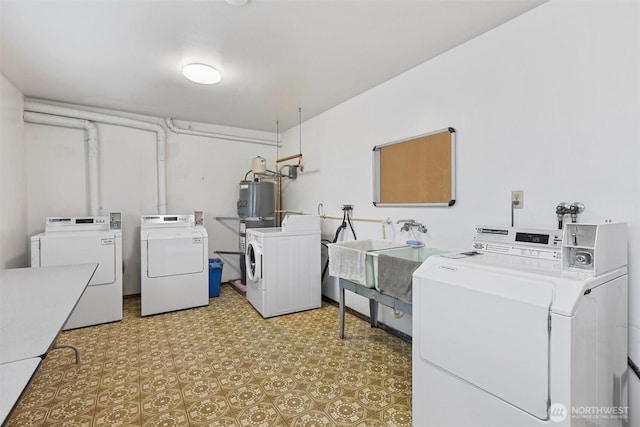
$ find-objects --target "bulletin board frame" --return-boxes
[372,127,456,207]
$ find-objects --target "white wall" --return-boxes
[281,0,640,383]
[2,0,638,420]
[0,74,27,269]
[26,108,277,294]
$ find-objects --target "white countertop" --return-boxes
[0,357,41,424]
[0,263,97,364]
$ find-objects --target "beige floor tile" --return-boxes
[6,284,412,426]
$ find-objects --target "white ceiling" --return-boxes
[0,0,545,132]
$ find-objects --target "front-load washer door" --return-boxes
[39,232,116,286]
[246,241,262,285]
[147,232,205,278]
[415,261,554,420]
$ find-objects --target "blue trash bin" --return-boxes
[208,258,224,297]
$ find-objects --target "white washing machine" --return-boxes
[30,215,123,330]
[245,215,321,318]
[140,214,208,316]
[412,224,629,427]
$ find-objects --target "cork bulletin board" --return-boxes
[372,127,456,207]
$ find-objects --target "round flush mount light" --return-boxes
[225,0,248,5]
[182,63,222,85]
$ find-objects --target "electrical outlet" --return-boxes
[511,191,524,209]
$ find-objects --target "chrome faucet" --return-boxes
[397,219,427,233]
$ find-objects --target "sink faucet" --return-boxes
[397,219,427,233]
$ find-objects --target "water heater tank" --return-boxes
[237,180,275,218]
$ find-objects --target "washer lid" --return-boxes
[38,232,117,286]
[146,232,205,278]
[415,261,553,420]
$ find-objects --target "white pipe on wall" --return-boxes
[164,117,279,147]
[24,100,167,214]
[23,111,101,216]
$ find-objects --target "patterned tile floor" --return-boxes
[7,284,412,426]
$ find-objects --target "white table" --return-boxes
[0,263,96,425]
[0,263,97,364]
[0,357,41,424]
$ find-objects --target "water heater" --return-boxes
[237,180,275,218]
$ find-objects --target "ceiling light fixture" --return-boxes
[182,63,222,85]
[225,0,248,5]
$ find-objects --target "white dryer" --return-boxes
[140,214,208,316]
[412,224,629,427]
[30,215,123,330]
[245,215,321,318]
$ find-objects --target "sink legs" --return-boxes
[369,298,378,328]
[339,282,346,339]
[338,278,380,339]
[337,278,411,339]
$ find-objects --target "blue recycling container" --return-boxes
[208,258,224,297]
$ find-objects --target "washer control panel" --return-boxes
[141,214,194,228]
[473,226,563,260]
[45,216,110,232]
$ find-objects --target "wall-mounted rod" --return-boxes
[276,153,303,163]
[277,210,391,238]
[278,210,390,224]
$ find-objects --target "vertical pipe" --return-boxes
[23,111,101,216]
[155,129,167,214]
[24,101,167,214]
[85,123,100,216]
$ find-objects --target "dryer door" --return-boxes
[246,241,262,285]
[38,232,116,286]
[146,231,205,278]
[415,261,554,420]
